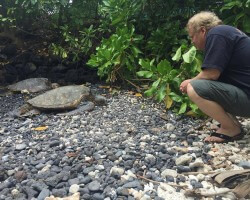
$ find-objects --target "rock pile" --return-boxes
[0,85,249,200]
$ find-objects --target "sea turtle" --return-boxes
[27,85,91,110]
[10,85,107,117]
[8,78,52,93]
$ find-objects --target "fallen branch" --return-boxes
[136,174,188,188]
[182,171,218,176]
[185,188,232,197]
[124,78,142,92]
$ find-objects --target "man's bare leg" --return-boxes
[227,113,242,128]
[187,83,241,142]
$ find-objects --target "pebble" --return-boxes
[110,166,125,177]
[161,169,178,178]
[0,86,249,200]
[15,143,27,150]
[175,154,193,166]
[238,160,250,169]
[69,184,80,193]
[88,181,100,192]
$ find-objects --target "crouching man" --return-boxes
[180,11,250,143]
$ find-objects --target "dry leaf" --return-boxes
[186,110,198,117]
[66,152,79,158]
[233,179,250,198]
[98,85,110,89]
[213,169,250,185]
[164,84,173,109]
[45,192,80,200]
[135,93,142,97]
[32,126,48,131]
[211,148,219,152]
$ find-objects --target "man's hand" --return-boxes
[180,79,192,93]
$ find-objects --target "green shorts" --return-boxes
[190,80,250,117]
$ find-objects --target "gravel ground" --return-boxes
[0,84,250,200]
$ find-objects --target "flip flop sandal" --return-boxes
[207,131,245,143]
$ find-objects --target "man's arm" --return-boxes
[180,68,221,93]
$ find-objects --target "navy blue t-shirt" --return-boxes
[202,25,250,96]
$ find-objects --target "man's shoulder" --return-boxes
[207,25,247,40]
[208,25,236,35]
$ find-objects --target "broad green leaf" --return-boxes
[112,16,124,26]
[103,0,110,6]
[31,0,37,5]
[156,83,167,102]
[169,92,182,103]
[144,86,156,97]
[179,102,187,114]
[152,78,161,88]
[183,46,196,63]
[131,46,142,57]
[220,1,242,12]
[136,71,153,78]
[139,59,151,70]
[172,46,182,62]
[243,15,250,33]
[168,69,179,80]
[157,59,172,75]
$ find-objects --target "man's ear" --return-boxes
[200,26,206,34]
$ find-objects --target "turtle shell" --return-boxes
[8,78,51,93]
[27,85,90,110]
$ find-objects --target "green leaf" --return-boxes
[102,0,110,6]
[179,102,187,114]
[139,59,151,70]
[168,69,179,80]
[189,103,199,113]
[144,86,156,97]
[183,46,196,63]
[31,0,37,5]
[112,15,124,26]
[152,78,161,88]
[243,15,250,33]
[136,71,153,78]
[156,83,167,102]
[169,92,182,103]
[220,1,242,12]
[157,59,172,75]
[172,46,182,62]
[131,46,142,57]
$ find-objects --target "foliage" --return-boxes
[220,0,250,33]
[137,45,203,116]
[4,0,249,116]
[87,26,143,82]
[50,25,97,62]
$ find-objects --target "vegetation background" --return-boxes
[1,0,250,115]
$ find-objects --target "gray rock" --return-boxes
[88,181,100,192]
[52,188,67,197]
[37,188,50,200]
[161,169,178,178]
[238,161,250,169]
[123,180,142,189]
[15,143,27,151]
[45,171,70,187]
[175,154,193,166]
[69,184,79,193]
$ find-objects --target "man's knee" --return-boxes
[187,82,201,101]
[187,83,195,97]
